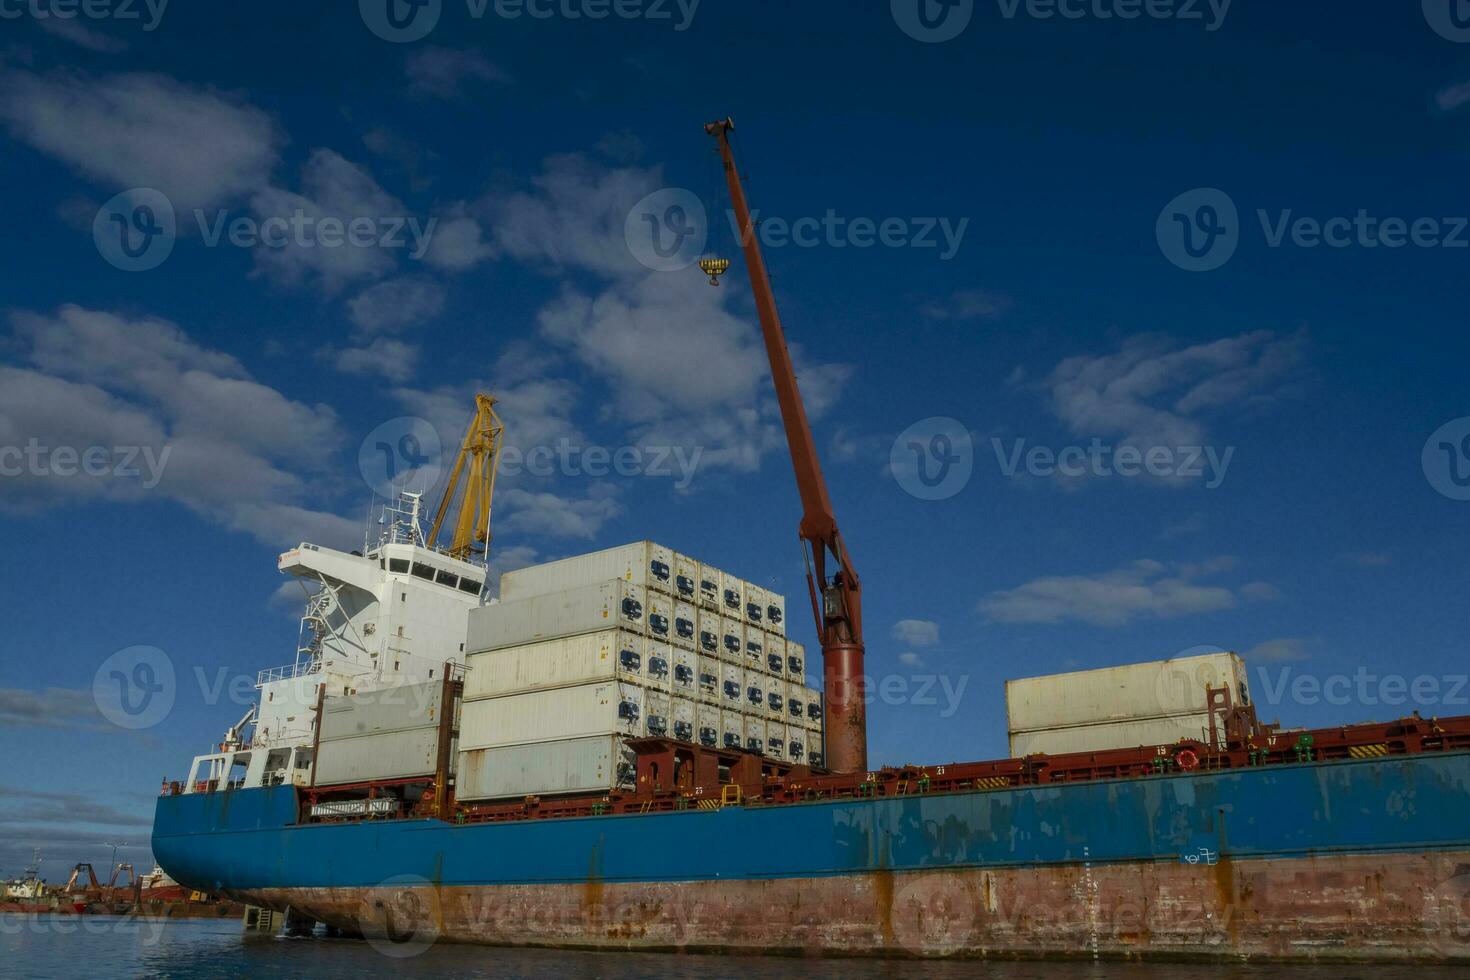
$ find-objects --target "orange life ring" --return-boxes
[1176,749,1200,771]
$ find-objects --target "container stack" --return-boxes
[1005,652,1248,756]
[458,542,825,802]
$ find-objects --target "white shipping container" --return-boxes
[765,678,787,717]
[672,601,698,650]
[460,681,644,749]
[467,580,646,652]
[644,691,672,739]
[805,724,824,765]
[670,646,696,695]
[765,591,787,636]
[645,641,673,692]
[463,629,641,699]
[787,727,807,764]
[697,566,722,610]
[697,704,721,748]
[786,641,807,681]
[803,686,824,728]
[743,625,767,670]
[646,592,673,645]
[1006,653,1248,734]
[765,634,787,677]
[765,722,787,760]
[673,553,700,604]
[317,680,446,741]
[697,656,721,703]
[314,729,443,787]
[742,669,766,713]
[695,610,720,656]
[672,697,696,743]
[744,584,768,628]
[719,571,745,618]
[721,664,743,705]
[498,542,674,600]
[744,716,766,754]
[719,616,744,663]
[457,735,634,800]
[1009,713,1218,757]
[721,710,744,750]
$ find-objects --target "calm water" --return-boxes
[2,915,1465,979]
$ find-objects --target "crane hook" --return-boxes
[698,256,731,286]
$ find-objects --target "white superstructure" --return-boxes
[181,492,486,794]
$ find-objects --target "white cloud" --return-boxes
[405,47,509,100]
[421,210,496,271]
[347,276,445,334]
[1436,80,1470,112]
[323,339,420,383]
[248,149,407,292]
[0,68,281,212]
[36,17,128,53]
[3,306,358,549]
[497,485,623,540]
[1040,330,1305,454]
[980,558,1249,627]
[1243,637,1312,664]
[891,619,940,647]
[898,652,924,668]
[920,288,1012,321]
[1239,581,1282,602]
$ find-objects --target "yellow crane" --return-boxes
[427,393,504,563]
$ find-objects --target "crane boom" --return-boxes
[428,393,504,563]
[705,117,868,773]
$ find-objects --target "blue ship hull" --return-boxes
[153,752,1470,961]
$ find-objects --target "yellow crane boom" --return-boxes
[428,393,504,562]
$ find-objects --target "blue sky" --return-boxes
[2,2,1469,877]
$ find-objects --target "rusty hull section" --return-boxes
[251,850,1470,963]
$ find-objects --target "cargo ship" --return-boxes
[151,120,1470,962]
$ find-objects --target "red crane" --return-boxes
[704,117,868,773]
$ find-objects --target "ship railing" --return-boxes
[256,661,321,686]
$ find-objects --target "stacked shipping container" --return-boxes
[459,543,824,802]
[1005,652,1249,756]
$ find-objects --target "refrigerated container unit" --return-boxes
[744,584,767,629]
[697,656,721,704]
[696,609,721,656]
[718,571,745,618]
[671,697,697,743]
[467,579,646,652]
[463,629,650,699]
[721,664,743,707]
[645,642,673,692]
[764,591,786,636]
[457,735,636,801]
[672,601,698,650]
[721,710,744,750]
[313,679,451,788]
[697,567,722,610]
[786,640,806,681]
[644,691,672,739]
[719,616,744,664]
[765,678,787,718]
[460,680,645,750]
[744,716,767,754]
[765,634,787,678]
[646,592,673,645]
[743,626,766,670]
[743,669,766,713]
[766,722,787,760]
[497,541,674,600]
[670,647,696,696]
[673,553,700,604]
[697,704,721,748]
[1005,652,1249,755]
